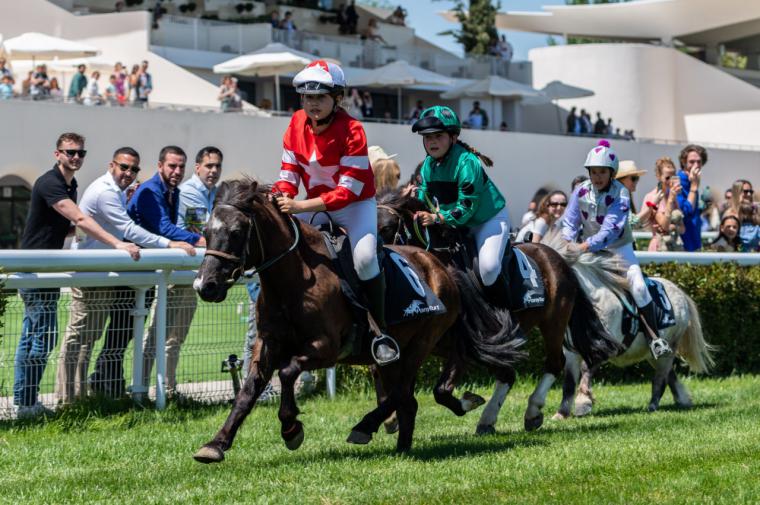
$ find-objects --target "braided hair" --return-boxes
[456,140,493,167]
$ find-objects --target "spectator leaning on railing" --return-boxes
[128,145,206,399]
[13,133,140,419]
[676,144,706,251]
[55,147,195,404]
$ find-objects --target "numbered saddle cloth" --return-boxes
[621,277,677,346]
[319,227,446,329]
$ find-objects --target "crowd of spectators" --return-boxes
[0,58,154,107]
[566,107,635,140]
[517,143,760,253]
[11,131,231,418]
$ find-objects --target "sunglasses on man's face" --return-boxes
[743,189,755,195]
[549,201,567,208]
[115,162,140,174]
[58,149,87,159]
[629,176,640,183]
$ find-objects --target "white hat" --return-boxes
[292,60,346,94]
[368,145,398,168]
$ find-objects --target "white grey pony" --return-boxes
[542,233,714,418]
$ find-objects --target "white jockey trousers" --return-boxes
[470,207,511,287]
[610,242,653,307]
[299,198,380,281]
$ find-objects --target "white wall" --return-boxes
[2,99,758,223]
[685,109,760,148]
[529,43,760,142]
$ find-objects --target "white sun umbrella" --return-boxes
[350,60,454,120]
[50,56,115,73]
[213,43,326,111]
[3,32,99,63]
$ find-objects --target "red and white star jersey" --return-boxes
[273,109,376,211]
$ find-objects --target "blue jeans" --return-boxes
[14,288,61,407]
[242,282,260,378]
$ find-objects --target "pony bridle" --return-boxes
[204,203,301,285]
[377,204,431,250]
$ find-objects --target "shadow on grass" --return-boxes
[588,401,721,418]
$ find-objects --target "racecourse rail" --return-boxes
[0,248,757,411]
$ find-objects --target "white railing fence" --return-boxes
[0,248,758,417]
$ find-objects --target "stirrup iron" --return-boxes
[371,334,400,366]
[649,337,672,359]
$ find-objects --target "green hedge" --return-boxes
[334,262,760,391]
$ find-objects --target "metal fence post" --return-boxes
[155,270,170,410]
[326,367,336,399]
[130,286,150,403]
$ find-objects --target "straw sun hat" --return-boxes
[368,145,398,168]
[615,160,647,179]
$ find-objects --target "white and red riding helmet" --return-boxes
[292,60,346,95]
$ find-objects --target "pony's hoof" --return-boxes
[574,398,593,417]
[346,430,372,445]
[384,417,399,434]
[283,421,304,451]
[462,391,486,412]
[551,412,569,421]
[193,445,224,464]
[647,403,659,412]
[524,413,544,432]
[476,424,496,436]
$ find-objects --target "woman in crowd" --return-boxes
[737,202,760,252]
[272,60,399,365]
[84,71,103,106]
[642,157,684,251]
[48,77,63,99]
[563,139,672,359]
[411,106,515,302]
[726,179,757,218]
[615,160,650,230]
[709,215,741,252]
[128,64,140,102]
[516,190,568,243]
[113,62,127,104]
[368,145,400,193]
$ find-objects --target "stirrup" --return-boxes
[371,333,400,366]
[649,337,673,359]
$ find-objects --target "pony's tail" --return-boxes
[457,140,493,167]
[449,267,526,368]
[677,293,715,374]
[568,272,624,367]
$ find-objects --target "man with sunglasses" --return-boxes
[128,145,206,399]
[14,133,140,418]
[56,147,196,403]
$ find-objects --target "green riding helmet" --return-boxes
[412,105,462,135]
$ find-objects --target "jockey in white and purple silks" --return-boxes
[562,139,673,359]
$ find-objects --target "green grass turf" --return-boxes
[0,375,758,504]
[0,286,251,397]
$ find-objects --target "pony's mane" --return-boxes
[216,177,273,211]
[377,187,427,212]
[542,228,629,299]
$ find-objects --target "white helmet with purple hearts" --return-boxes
[584,139,619,176]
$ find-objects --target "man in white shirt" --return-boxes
[56,147,195,403]
[178,146,222,231]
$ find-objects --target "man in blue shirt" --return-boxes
[676,144,706,251]
[128,145,205,398]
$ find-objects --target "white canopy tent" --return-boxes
[350,60,453,120]
[2,32,99,62]
[213,43,323,111]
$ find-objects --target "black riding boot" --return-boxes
[639,301,672,359]
[362,272,400,366]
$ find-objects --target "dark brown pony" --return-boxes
[376,188,622,433]
[192,180,524,462]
